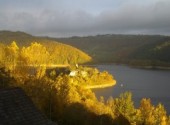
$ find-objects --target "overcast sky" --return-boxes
[0,0,170,37]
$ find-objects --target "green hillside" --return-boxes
[0,31,91,64]
[52,34,170,68]
[129,40,170,67]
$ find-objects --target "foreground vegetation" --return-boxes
[0,41,169,125]
[0,68,169,125]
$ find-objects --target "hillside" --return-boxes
[1,31,170,68]
[0,31,91,64]
[51,34,170,68]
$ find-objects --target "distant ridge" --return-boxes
[52,34,170,67]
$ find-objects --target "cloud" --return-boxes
[0,0,170,37]
[94,0,170,34]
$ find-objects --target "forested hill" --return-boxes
[51,34,170,68]
[0,31,91,64]
[1,31,170,67]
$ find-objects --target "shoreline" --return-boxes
[85,80,116,89]
[130,65,170,70]
[84,63,170,70]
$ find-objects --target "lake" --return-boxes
[93,64,170,114]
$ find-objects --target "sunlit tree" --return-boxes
[154,103,168,125]
[0,43,5,67]
[4,41,19,72]
[36,66,46,79]
[20,42,50,66]
[139,98,156,125]
[113,92,136,123]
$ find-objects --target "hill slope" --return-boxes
[52,34,170,67]
[0,31,91,64]
[1,31,170,67]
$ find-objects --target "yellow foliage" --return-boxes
[4,41,19,72]
[36,66,46,79]
[20,42,50,66]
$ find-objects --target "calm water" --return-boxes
[93,64,170,114]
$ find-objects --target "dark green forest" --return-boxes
[54,34,170,68]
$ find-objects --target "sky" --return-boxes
[0,0,170,37]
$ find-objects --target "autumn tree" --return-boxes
[4,41,19,72]
[139,98,155,124]
[20,42,50,66]
[20,42,50,77]
[113,92,136,123]
[35,65,46,79]
[0,43,5,67]
[139,98,168,125]
[154,103,168,125]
